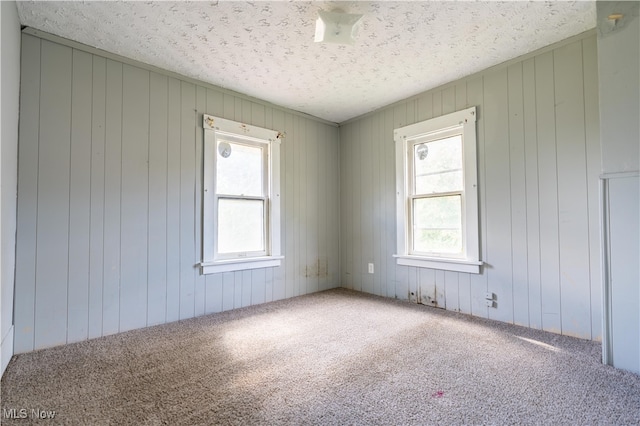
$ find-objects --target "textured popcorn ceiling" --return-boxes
[16,1,596,123]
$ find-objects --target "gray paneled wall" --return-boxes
[1,0,21,376]
[340,33,602,340]
[596,1,640,374]
[14,34,340,353]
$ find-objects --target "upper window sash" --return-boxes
[408,127,464,196]
[214,134,269,196]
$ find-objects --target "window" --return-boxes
[394,107,481,274]
[201,115,283,274]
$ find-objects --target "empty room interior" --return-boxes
[1,1,639,424]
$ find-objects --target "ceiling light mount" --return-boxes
[314,8,364,45]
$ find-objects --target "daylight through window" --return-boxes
[201,115,283,274]
[394,107,481,274]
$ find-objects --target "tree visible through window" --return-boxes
[412,134,463,255]
[394,107,481,274]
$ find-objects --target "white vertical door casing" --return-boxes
[605,176,640,374]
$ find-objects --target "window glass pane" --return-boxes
[413,195,462,254]
[218,199,264,254]
[414,135,462,194]
[216,141,264,196]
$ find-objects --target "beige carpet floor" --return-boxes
[2,288,640,425]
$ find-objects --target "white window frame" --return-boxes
[201,115,283,274]
[393,106,482,274]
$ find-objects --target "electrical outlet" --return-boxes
[368,263,374,274]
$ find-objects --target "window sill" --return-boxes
[393,255,482,274]
[200,256,284,274]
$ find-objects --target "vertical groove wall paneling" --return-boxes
[385,109,398,299]
[348,120,359,291]
[240,269,251,308]
[371,112,382,296]
[522,57,543,330]
[339,34,601,341]
[284,113,296,298]
[289,115,299,297]
[320,124,331,291]
[582,37,602,340]
[15,31,599,350]
[165,77,182,323]
[351,120,359,291]
[102,59,123,336]
[329,125,341,290]
[554,41,591,339]
[67,49,92,343]
[14,35,340,353]
[324,123,336,291]
[484,68,514,324]
[119,64,150,332]
[318,123,328,292]
[306,120,319,294]
[298,117,308,296]
[339,122,351,290]
[179,81,196,318]
[419,268,436,307]
[147,71,169,326]
[535,51,562,334]
[434,270,446,308]
[371,114,383,296]
[360,117,374,295]
[222,271,234,312]
[88,55,106,339]
[507,63,529,327]
[35,40,72,349]
[14,34,41,353]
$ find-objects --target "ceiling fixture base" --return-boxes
[314,9,364,45]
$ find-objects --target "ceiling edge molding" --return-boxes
[339,28,597,127]
[21,27,339,128]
